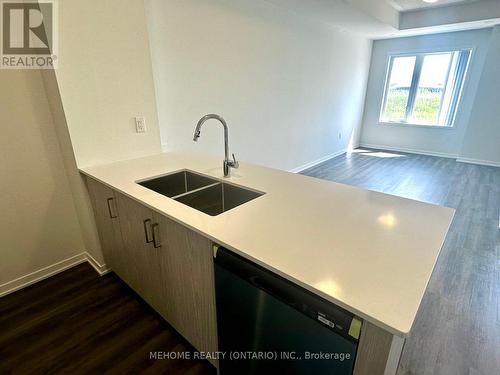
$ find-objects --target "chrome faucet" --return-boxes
[193,114,239,177]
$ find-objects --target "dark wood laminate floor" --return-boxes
[302,148,500,375]
[0,263,216,375]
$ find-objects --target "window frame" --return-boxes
[379,48,473,128]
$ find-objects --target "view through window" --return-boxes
[380,50,471,126]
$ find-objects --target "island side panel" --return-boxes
[354,321,405,375]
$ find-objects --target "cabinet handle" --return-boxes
[143,219,153,243]
[106,198,118,219]
[152,223,162,248]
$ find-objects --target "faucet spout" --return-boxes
[192,114,238,177]
[193,129,201,141]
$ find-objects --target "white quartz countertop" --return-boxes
[81,152,454,337]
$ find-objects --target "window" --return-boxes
[380,50,471,126]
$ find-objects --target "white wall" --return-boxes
[459,25,500,165]
[0,70,85,290]
[41,0,165,263]
[359,28,492,157]
[54,0,161,168]
[145,0,372,171]
[41,69,104,266]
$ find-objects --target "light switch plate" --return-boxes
[135,116,146,133]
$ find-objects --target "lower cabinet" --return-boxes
[86,178,125,275]
[113,192,166,313]
[86,178,218,364]
[154,211,218,356]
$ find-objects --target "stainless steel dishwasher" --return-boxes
[214,247,361,375]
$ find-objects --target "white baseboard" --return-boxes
[85,251,111,276]
[289,149,346,173]
[358,143,457,159]
[0,253,87,298]
[456,157,500,168]
[0,252,110,298]
[359,143,500,167]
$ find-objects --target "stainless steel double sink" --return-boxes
[137,170,264,216]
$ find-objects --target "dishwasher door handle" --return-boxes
[249,275,297,307]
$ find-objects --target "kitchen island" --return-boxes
[81,152,454,374]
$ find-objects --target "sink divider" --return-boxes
[171,182,221,200]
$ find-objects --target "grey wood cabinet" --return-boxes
[86,178,218,363]
[153,211,218,357]
[86,178,125,276]
[113,192,167,314]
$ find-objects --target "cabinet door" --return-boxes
[86,178,124,274]
[154,212,218,355]
[114,193,169,317]
[88,184,217,358]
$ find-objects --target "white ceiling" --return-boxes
[264,0,500,39]
[388,0,485,12]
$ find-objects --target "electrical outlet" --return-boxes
[135,116,146,133]
[338,132,342,140]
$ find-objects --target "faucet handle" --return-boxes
[231,153,239,168]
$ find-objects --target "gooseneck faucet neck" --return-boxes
[193,114,238,177]
[193,114,229,161]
